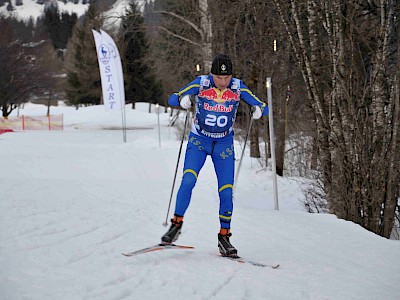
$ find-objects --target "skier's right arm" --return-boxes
[168,77,201,106]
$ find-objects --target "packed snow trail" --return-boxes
[1,103,399,299]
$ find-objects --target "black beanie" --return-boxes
[211,54,233,75]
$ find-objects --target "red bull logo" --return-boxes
[221,89,239,101]
[199,88,219,101]
[204,103,233,112]
[199,88,239,103]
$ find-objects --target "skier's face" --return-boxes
[212,74,232,90]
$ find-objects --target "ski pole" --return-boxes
[163,109,190,226]
[234,109,254,193]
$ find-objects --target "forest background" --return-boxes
[0,0,399,239]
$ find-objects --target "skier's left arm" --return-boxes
[240,81,269,118]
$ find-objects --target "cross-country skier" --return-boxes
[162,54,269,257]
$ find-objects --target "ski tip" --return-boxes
[122,243,195,257]
[219,253,280,269]
[272,264,280,269]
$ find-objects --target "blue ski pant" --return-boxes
[174,132,235,229]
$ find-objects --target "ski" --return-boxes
[123,244,279,269]
[122,243,195,257]
[218,255,280,269]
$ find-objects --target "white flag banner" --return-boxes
[100,30,125,109]
[92,29,125,110]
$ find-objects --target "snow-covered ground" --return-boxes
[1,103,399,299]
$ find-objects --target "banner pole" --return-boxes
[156,104,161,148]
[121,105,127,143]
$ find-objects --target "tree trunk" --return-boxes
[199,0,212,70]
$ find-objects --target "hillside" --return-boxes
[0,0,139,24]
[0,0,89,22]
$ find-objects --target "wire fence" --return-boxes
[0,115,64,131]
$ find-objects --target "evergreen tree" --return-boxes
[43,5,60,46]
[3,16,35,43]
[6,1,13,11]
[65,1,103,107]
[120,0,163,108]
[43,5,77,52]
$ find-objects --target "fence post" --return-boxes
[266,77,279,211]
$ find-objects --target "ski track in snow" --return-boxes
[0,103,399,299]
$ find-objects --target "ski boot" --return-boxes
[218,229,238,257]
[161,215,183,244]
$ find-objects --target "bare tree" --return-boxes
[144,0,207,108]
[274,0,400,237]
[30,41,66,115]
[0,19,41,118]
[152,0,213,70]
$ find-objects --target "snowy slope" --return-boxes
[103,0,144,30]
[0,0,141,26]
[1,103,399,299]
[0,0,89,22]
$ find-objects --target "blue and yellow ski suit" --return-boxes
[168,74,268,229]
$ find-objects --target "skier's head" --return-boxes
[211,54,233,76]
[211,54,233,89]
